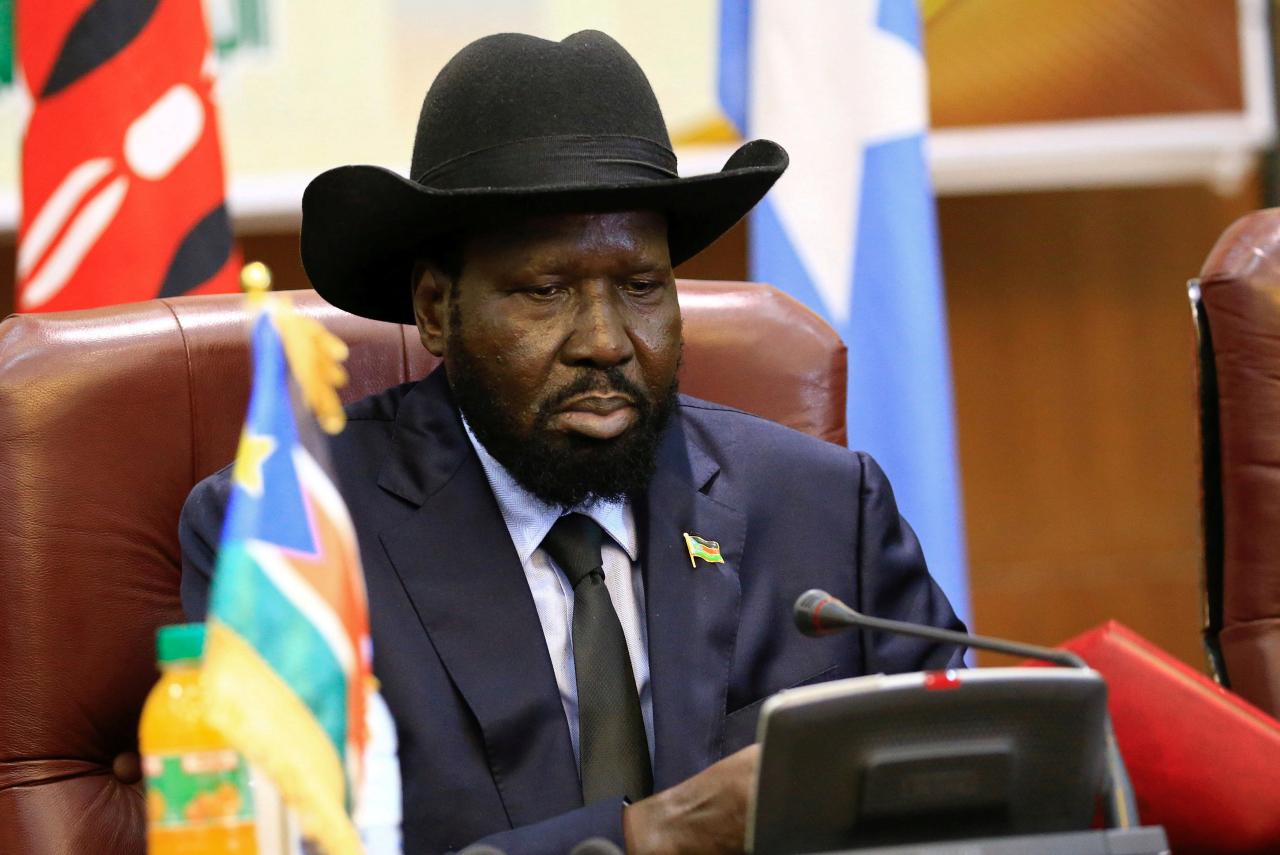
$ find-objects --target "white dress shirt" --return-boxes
[462,418,655,765]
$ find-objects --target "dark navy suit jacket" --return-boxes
[179,369,965,855]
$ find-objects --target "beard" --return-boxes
[445,316,680,510]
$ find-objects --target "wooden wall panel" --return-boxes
[926,0,1243,126]
[939,181,1259,667]
[0,237,11,318]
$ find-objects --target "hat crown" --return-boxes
[300,29,787,325]
[410,30,673,187]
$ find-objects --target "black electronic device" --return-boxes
[744,590,1168,854]
[748,667,1109,854]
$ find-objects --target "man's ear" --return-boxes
[411,260,451,357]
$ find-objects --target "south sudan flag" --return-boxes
[202,293,371,855]
[684,532,725,566]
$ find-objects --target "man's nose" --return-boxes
[562,286,635,367]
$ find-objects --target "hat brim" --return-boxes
[299,139,788,325]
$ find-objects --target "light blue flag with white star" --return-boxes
[719,0,969,622]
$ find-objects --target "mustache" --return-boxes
[539,367,651,416]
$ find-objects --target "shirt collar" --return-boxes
[461,416,638,566]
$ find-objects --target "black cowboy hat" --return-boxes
[300,29,788,325]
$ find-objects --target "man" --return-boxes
[180,30,964,855]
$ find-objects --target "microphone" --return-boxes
[792,589,1138,830]
[794,589,1086,668]
[568,838,625,855]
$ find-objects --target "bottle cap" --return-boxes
[157,623,206,664]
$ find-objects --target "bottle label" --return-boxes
[144,749,254,829]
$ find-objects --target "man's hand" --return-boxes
[623,745,759,855]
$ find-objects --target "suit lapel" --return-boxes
[376,372,582,825]
[643,414,745,789]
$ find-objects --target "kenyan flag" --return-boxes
[16,0,240,311]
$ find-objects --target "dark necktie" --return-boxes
[540,512,653,803]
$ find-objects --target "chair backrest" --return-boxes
[1191,210,1280,718]
[0,281,846,854]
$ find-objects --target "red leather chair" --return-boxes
[0,283,846,854]
[1191,210,1280,719]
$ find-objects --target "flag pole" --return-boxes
[237,255,303,855]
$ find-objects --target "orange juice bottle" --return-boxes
[141,623,257,854]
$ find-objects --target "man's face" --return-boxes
[413,210,683,508]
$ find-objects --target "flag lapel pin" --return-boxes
[683,532,725,567]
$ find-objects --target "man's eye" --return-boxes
[523,284,563,299]
[623,279,663,295]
